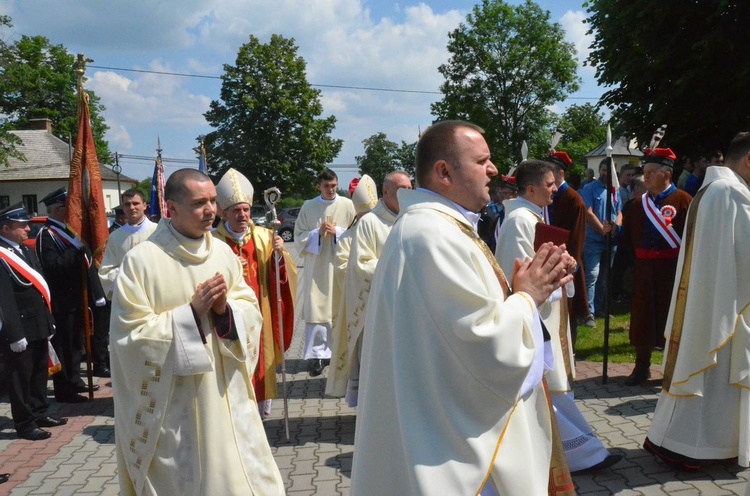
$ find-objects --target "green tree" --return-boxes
[356,132,398,192]
[586,1,750,156]
[203,34,342,199]
[0,31,111,163]
[393,140,417,180]
[432,0,580,172]
[555,103,607,168]
[0,16,24,168]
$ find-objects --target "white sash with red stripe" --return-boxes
[642,192,681,248]
[0,246,52,311]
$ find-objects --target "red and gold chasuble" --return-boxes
[214,224,297,401]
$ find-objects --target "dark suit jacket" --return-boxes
[0,240,55,344]
[35,220,105,313]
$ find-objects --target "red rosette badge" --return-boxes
[660,205,677,227]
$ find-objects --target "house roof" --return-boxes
[584,136,644,158]
[0,129,137,183]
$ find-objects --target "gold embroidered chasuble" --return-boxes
[111,219,284,495]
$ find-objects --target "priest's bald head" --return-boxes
[415,120,498,213]
[725,131,750,184]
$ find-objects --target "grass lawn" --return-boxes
[573,297,664,365]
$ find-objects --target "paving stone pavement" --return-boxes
[0,247,748,495]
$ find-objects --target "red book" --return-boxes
[534,223,570,251]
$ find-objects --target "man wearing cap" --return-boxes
[547,151,589,345]
[295,168,355,376]
[36,187,105,403]
[644,132,750,471]
[619,148,692,386]
[338,171,411,406]
[0,203,68,440]
[212,168,296,419]
[491,177,519,245]
[109,206,127,233]
[110,168,284,494]
[97,189,157,378]
[495,160,620,474]
[326,174,379,395]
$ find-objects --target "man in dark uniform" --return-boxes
[0,203,68,440]
[109,205,126,233]
[547,150,589,347]
[36,188,105,403]
[620,148,692,385]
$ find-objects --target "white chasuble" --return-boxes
[98,218,157,298]
[111,219,284,495]
[648,166,750,466]
[294,195,355,323]
[495,198,610,472]
[342,201,397,406]
[351,189,551,496]
[326,226,356,397]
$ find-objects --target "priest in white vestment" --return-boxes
[341,171,411,406]
[110,169,284,496]
[99,188,157,299]
[326,175,378,398]
[645,132,750,471]
[351,121,575,496]
[495,160,619,474]
[294,168,355,377]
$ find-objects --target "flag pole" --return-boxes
[602,125,614,384]
[264,187,290,441]
[74,54,96,400]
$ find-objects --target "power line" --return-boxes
[88,64,600,100]
[116,153,197,165]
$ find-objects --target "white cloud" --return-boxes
[560,10,594,74]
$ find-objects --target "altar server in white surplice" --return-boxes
[495,159,620,474]
[110,169,284,496]
[294,168,355,377]
[645,131,750,472]
[351,121,575,496]
[98,188,156,299]
[326,175,378,398]
[341,171,411,407]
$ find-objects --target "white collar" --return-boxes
[0,235,22,250]
[416,188,481,232]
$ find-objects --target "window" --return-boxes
[0,195,9,209]
[22,194,38,216]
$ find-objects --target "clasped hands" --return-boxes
[511,242,576,307]
[319,221,336,237]
[191,272,228,317]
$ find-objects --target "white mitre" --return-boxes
[216,168,254,209]
[351,174,378,215]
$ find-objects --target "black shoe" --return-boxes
[75,383,100,393]
[55,394,88,404]
[18,427,51,441]
[93,366,111,378]
[0,473,9,484]
[322,358,330,367]
[624,367,651,386]
[571,453,623,475]
[307,359,324,377]
[37,416,68,428]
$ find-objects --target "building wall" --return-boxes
[0,179,132,215]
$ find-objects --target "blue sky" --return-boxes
[1,0,603,187]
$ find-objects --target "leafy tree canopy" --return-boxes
[0,23,111,164]
[203,34,343,199]
[586,1,750,156]
[555,102,608,177]
[356,133,417,193]
[432,0,580,172]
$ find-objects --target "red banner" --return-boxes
[65,88,109,266]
